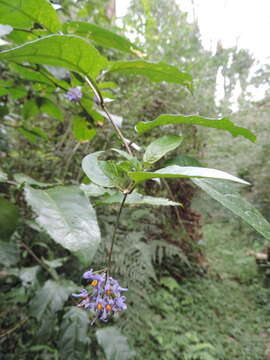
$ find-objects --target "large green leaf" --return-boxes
[128,166,249,185]
[0,198,20,240]
[0,0,61,33]
[98,191,181,206]
[135,114,256,142]
[64,21,141,55]
[193,178,270,240]
[143,135,183,164]
[30,280,75,321]
[108,61,192,91]
[24,186,101,265]
[82,151,114,188]
[59,308,90,360]
[96,327,135,360]
[0,35,108,79]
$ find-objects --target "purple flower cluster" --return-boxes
[65,86,82,102]
[72,269,128,322]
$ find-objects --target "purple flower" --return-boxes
[113,296,127,311]
[72,269,128,324]
[72,288,88,298]
[113,283,128,296]
[65,86,82,102]
[82,268,95,279]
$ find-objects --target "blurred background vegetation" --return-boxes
[1,0,270,359]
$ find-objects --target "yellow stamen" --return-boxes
[106,305,112,311]
[91,280,98,287]
[97,303,103,311]
[105,290,112,295]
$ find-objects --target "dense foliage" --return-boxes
[1,0,270,359]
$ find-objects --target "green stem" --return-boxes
[84,75,133,155]
[106,193,128,276]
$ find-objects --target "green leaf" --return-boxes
[108,61,192,91]
[80,183,114,197]
[143,135,183,164]
[112,148,137,162]
[43,257,68,269]
[0,35,108,79]
[82,151,114,188]
[0,88,9,97]
[96,327,135,360]
[112,148,142,171]
[7,29,37,44]
[101,160,130,189]
[18,126,46,144]
[30,280,76,321]
[64,21,141,55]
[98,81,117,89]
[10,63,54,85]
[98,191,181,206]
[31,127,48,140]
[0,241,20,266]
[80,102,105,124]
[72,116,96,141]
[0,0,61,33]
[193,178,270,240]
[59,308,90,360]
[14,173,56,187]
[7,86,27,99]
[0,198,20,240]
[128,166,249,185]
[160,277,180,291]
[22,97,63,121]
[0,168,8,182]
[39,97,64,122]
[19,266,40,287]
[135,114,256,142]
[22,99,39,119]
[24,186,101,265]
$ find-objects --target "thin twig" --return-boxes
[84,75,104,106]
[102,105,133,155]
[84,75,133,155]
[106,193,128,276]
[0,318,27,338]
[20,241,59,280]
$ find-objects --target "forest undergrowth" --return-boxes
[135,211,270,360]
